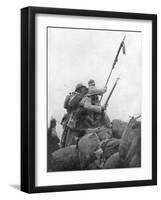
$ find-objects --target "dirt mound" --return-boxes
[112,119,127,138]
[51,145,80,171]
[101,138,120,159]
[103,152,121,169]
[78,133,100,169]
[49,117,141,171]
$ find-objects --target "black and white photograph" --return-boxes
[20,7,157,193]
[0,0,160,198]
[47,27,142,172]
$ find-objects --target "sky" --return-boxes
[48,27,142,138]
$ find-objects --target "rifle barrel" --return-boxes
[104,78,119,108]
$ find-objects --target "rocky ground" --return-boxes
[47,117,141,172]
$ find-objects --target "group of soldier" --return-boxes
[60,79,111,147]
[48,79,141,171]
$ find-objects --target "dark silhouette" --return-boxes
[47,117,60,172]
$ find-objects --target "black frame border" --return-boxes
[21,6,157,193]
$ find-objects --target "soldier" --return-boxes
[79,88,111,128]
[47,117,60,171]
[61,82,110,147]
[67,82,106,130]
[79,92,105,113]
[82,80,111,128]
[61,83,88,147]
[88,79,106,105]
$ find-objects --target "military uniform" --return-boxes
[79,94,111,128]
[88,85,106,96]
[79,95,103,113]
[61,83,88,147]
[88,79,106,105]
[86,79,111,128]
[61,82,111,147]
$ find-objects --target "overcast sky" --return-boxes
[48,27,142,137]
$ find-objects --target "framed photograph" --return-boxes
[21,6,157,193]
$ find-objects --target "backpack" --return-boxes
[64,93,72,109]
[64,92,83,110]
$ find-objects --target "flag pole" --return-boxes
[99,35,126,103]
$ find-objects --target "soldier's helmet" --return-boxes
[88,79,95,86]
[75,83,86,91]
[50,117,56,128]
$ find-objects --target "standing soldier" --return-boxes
[79,88,111,128]
[88,79,106,105]
[61,81,111,147]
[87,79,111,128]
[61,83,88,147]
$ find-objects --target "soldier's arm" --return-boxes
[81,97,103,113]
[89,88,106,96]
[95,88,107,95]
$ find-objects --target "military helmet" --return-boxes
[88,79,95,85]
[75,83,86,91]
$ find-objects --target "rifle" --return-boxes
[104,78,120,110]
[99,36,126,103]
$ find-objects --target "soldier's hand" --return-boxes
[101,105,106,111]
[94,127,100,133]
[103,87,107,93]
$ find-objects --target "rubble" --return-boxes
[96,127,112,141]
[49,117,141,171]
[101,138,120,159]
[112,119,127,138]
[78,133,100,169]
[103,152,121,169]
[51,145,80,171]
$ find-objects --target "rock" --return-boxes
[119,119,141,160]
[87,158,104,170]
[126,130,141,167]
[96,127,112,141]
[87,162,99,170]
[78,133,100,169]
[103,152,121,169]
[50,145,80,171]
[101,138,120,159]
[47,129,60,172]
[112,119,127,138]
[129,153,141,168]
[86,127,112,141]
